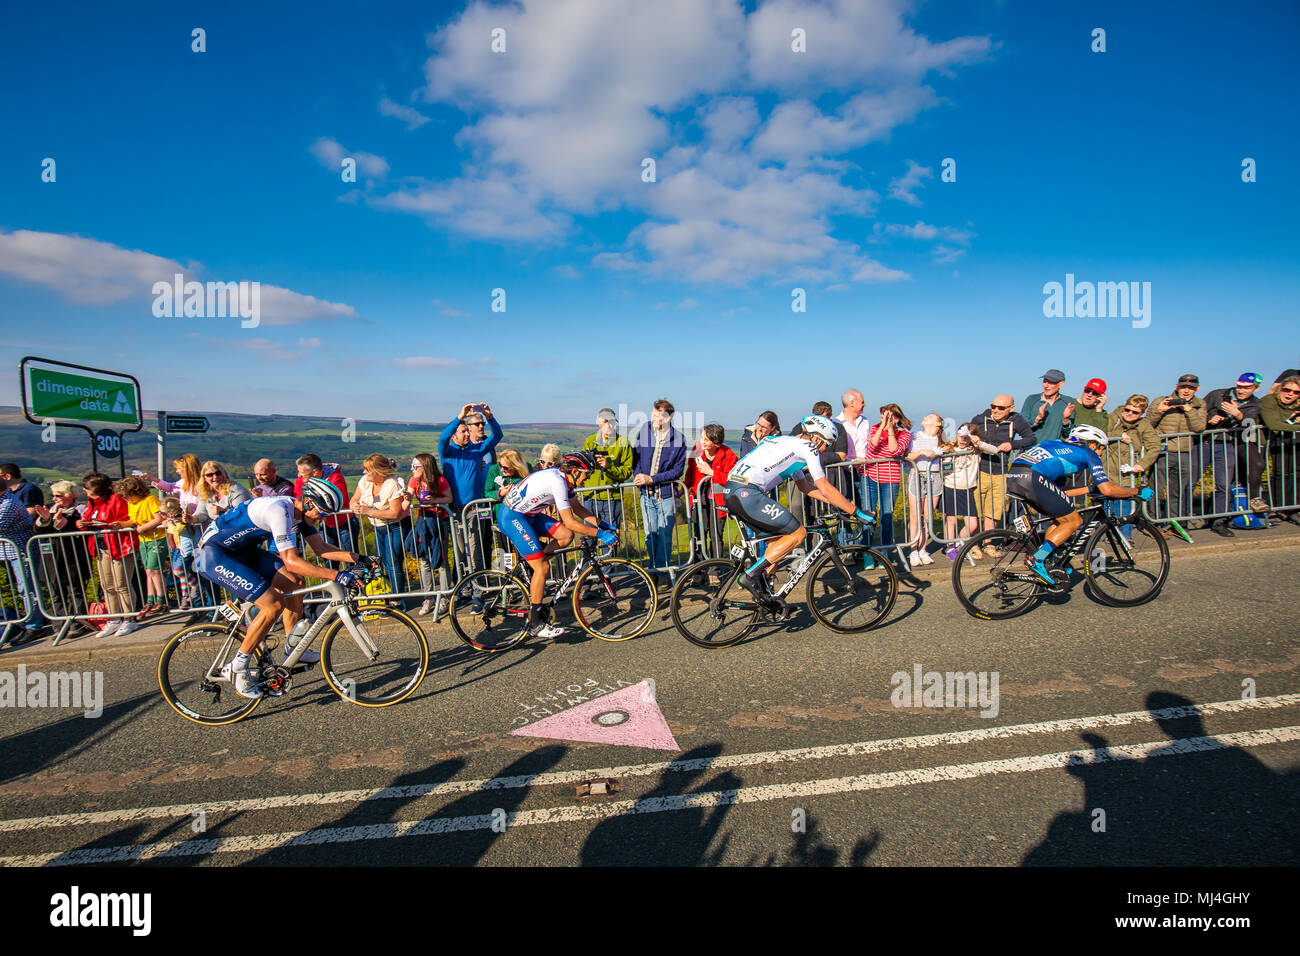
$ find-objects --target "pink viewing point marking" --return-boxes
[510,680,680,751]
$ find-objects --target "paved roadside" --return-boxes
[4,519,1299,668]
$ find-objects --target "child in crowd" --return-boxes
[940,424,984,560]
[161,496,197,608]
[906,413,945,566]
[112,476,169,619]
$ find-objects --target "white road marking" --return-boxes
[1,692,1295,835]
[2,724,1297,866]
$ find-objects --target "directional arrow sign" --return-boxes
[165,415,210,434]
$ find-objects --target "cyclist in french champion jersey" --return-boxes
[1006,424,1153,585]
[495,450,618,640]
[196,477,377,698]
[723,415,874,612]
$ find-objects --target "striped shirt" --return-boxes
[862,425,913,483]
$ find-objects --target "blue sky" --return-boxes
[1,0,1297,432]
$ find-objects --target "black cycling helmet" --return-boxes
[561,450,598,472]
[301,476,344,515]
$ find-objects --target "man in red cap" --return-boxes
[1073,378,1109,432]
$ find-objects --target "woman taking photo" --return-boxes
[862,403,913,567]
[77,472,138,636]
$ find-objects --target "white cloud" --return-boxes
[881,220,975,261]
[0,229,358,323]
[378,96,431,130]
[0,229,187,305]
[553,264,582,279]
[371,0,990,283]
[390,356,466,369]
[298,337,323,348]
[432,298,471,317]
[677,298,701,309]
[887,159,933,206]
[309,137,389,179]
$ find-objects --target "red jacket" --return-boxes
[82,494,137,559]
[684,444,738,515]
[292,467,351,528]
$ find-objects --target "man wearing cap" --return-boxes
[1072,378,1110,432]
[1023,370,1077,442]
[1146,374,1208,526]
[581,408,634,533]
[1202,373,1266,534]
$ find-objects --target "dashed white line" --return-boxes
[2,724,1296,866]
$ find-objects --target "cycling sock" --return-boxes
[233,651,251,672]
[744,557,770,580]
[528,604,544,629]
[1033,541,1055,563]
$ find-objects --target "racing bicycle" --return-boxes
[951,495,1170,619]
[157,573,429,725]
[669,515,898,648]
[449,534,657,651]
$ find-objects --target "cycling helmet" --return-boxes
[561,450,598,472]
[301,476,344,515]
[1067,424,1109,447]
[800,414,839,444]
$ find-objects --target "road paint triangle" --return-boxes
[511,680,679,751]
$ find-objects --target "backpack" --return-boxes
[1229,484,1265,530]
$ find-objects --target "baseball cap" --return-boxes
[1042,369,1065,384]
[596,408,617,424]
[1236,372,1262,388]
[1176,373,1199,387]
[1084,378,1107,394]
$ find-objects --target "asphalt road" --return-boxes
[1,538,1297,867]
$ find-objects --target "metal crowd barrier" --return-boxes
[1,535,37,643]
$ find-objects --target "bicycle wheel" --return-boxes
[449,569,530,652]
[157,623,262,725]
[320,606,429,706]
[805,546,898,633]
[670,559,759,649]
[951,529,1041,620]
[1083,516,1170,607]
[572,558,657,641]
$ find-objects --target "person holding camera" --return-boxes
[1202,372,1266,534]
[1146,373,1208,526]
[581,408,633,534]
[438,402,504,573]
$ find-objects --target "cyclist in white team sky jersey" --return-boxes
[195,477,377,699]
[495,450,619,639]
[722,415,875,611]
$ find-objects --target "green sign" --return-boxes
[23,361,141,427]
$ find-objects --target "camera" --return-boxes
[1166,398,1189,407]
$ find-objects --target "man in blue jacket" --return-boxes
[632,398,687,590]
[439,402,504,574]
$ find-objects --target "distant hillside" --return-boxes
[0,406,592,487]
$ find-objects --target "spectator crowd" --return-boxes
[3,362,1299,647]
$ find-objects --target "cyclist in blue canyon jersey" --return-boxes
[1006,424,1154,585]
[195,477,376,698]
[723,415,874,612]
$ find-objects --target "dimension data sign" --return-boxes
[21,358,142,428]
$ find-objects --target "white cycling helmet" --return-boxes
[1067,424,1109,446]
[800,414,838,444]
[301,476,344,515]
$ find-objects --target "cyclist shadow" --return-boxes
[746,811,881,867]
[580,743,740,866]
[244,757,474,866]
[0,691,161,786]
[1022,691,1299,866]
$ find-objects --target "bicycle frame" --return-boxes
[996,500,1136,577]
[728,516,863,598]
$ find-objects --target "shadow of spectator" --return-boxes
[580,743,741,866]
[0,691,160,786]
[748,811,881,866]
[1023,691,1298,865]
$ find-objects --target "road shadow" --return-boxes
[746,811,881,866]
[580,743,741,865]
[0,691,161,786]
[1023,691,1298,866]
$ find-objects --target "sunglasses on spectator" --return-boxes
[991,403,1013,410]
[204,471,223,478]
[1281,387,1300,395]
[1083,388,1101,396]
[1122,407,1142,415]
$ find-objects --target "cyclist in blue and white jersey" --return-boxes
[196,477,376,698]
[723,415,874,612]
[495,451,618,639]
[1006,424,1153,585]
